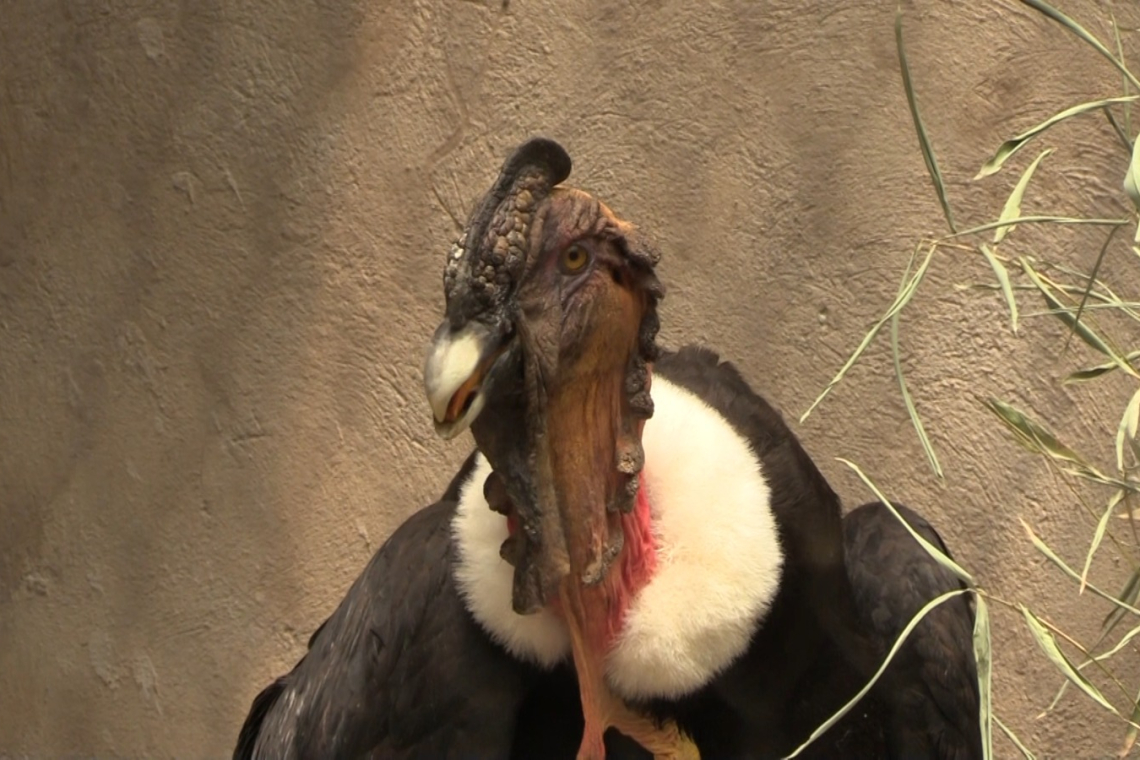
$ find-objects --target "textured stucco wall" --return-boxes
[3,0,1139,756]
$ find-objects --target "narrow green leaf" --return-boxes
[1018,0,1140,91]
[1112,9,1132,140]
[890,313,943,478]
[974,596,994,760]
[1103,566,1140,634]
[984,397,1094,470]
[1021,518,1140,618]
[995,716,1036,760]
[1065,351,1140,384]
[975,97,1138,179]
[1081,490,1126,593]
[949,216,1130,239]
[801,242,936,422]
[783,588,972,759]
[1118,391,1140,472]
[1121,684,1140,758]
[980,244,1019,333]
[896,8,956,232]
[1050,569,1140,717]
[1105,108,1133,152]
[1020,258,1121,360]
[994,149,1053,243]
[1021,605,1118,714]
[1067,226,1122,356]
[838,458,976,585]
[1125,137,1140,246]
[1125,138,1140,212]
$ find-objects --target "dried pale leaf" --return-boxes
[1081,490,1126,592]
[976,97,1137,179]
[995,716,1036,760]
[980,244,1018,333]
[1021,605,1118,714]
[838,458,975,585]
[1118,390,1140,471]
[995,149,1053,243]
[974,596,994,760]
[897,9,955,232]
[783,588,971,759]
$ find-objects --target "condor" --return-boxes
[235,138,982,760]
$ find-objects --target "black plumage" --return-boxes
[235,347,980,760]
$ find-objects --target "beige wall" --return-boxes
[3,0,1138,756]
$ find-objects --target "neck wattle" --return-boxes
[510,472,657,651]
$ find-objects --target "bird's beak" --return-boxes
[423,319,512,440]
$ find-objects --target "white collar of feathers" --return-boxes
[451,375,784,700]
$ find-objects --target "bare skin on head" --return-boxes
[424,139,699,759]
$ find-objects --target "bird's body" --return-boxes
[235,138,982,760]
[236,348,980,760]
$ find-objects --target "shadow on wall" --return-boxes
[0,0,374,752]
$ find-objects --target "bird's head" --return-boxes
[423,137,664,617]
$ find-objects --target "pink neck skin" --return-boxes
[507,472,658,651]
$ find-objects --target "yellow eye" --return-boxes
[560,244,590,273]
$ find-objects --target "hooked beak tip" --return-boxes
[423,321,504,439]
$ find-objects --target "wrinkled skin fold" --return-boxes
[423,138,690,759]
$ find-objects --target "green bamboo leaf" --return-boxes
[1112,9,1132,140]
[1117,390,1140,472]
[984,397,1093,469]
[1103,566,1140,634]
[801,242,936,423]
[1066,226,1122,355]
[974,596,994,760]
[897,9,956,232]
[994,149,1053,243]
[1021,605,1119,714]
[1052,567,1140,715]
[1125,129,1140,213]
[975,97,1138,179]
[838,458,975,585]
[950,216,1129,239]
[1020,518,1140,618]
[980,244,1019,333]
[891,313,943,478]
[1020,258,1120,359]
[1080,490,1126,593]
[1018,0,1140,91]
[1121,684,1140,758]
[783,588,972,759]
[1064,351,1140,384]
[995,716,1036,760]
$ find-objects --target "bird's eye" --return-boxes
[560,244,590,274]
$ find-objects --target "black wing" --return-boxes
[843,501,983,760]
[234,453,540,759]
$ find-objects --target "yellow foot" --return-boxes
[611,708,701,760]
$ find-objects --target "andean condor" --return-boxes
[234,138,982,760]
